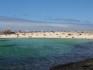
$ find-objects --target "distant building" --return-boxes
[3,28,15,34]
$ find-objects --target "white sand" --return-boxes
[0,31,93,39]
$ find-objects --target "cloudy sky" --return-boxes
[0,0,93,31]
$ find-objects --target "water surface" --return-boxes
[0,38,93,70]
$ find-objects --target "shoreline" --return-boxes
[50,41,93,70]
[50,58,93,70]
[0,31,93,39]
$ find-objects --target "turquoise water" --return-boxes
[0,38,93,70]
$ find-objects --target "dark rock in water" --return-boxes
[75,42,93,49]
[50,59,93,70]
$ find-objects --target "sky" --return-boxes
[0,0,93,31]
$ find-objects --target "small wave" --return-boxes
[0,39,9,41]
[0,44,17,47]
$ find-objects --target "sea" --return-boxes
[0,38,93,70]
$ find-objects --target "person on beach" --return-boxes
[17,34,19,38]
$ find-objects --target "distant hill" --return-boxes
[0,16,32,22]
[0,16,93,31]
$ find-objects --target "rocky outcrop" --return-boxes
[50,41,93,70]
[50,58,93,70]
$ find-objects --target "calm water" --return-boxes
[0,38,93,70]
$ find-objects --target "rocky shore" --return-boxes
[50,58,93,70]
[50,42,93,70]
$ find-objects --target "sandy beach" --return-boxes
[0,31,93,39]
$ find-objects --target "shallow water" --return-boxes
[0,38,93,70]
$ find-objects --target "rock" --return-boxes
[50,59,93,70]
